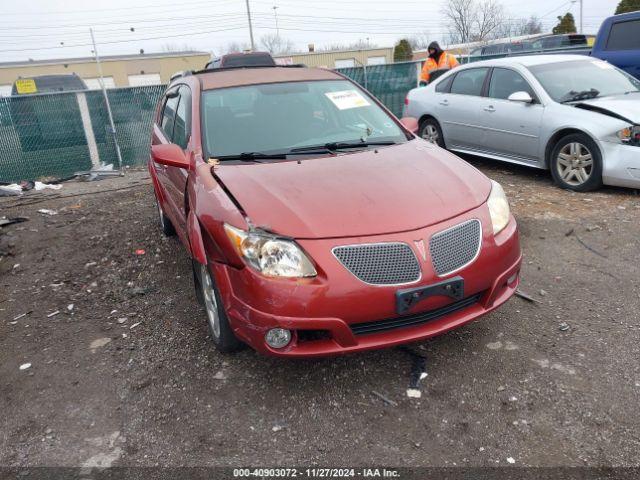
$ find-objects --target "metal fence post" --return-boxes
[90,28,123,174]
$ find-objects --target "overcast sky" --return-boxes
[0,0,621,62]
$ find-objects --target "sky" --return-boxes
[0,0,621,62]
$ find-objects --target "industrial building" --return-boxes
[0,51,211,96]
[274,46,394,68]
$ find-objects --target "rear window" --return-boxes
[450,68,489,96]
[606,20,640,51]
[222,54,275,68]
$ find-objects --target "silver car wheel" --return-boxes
[556,142,593,186]
[200,263,221,338]
[422,124,439,144]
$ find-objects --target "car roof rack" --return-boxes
[192,64,308,75]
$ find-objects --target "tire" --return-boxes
[194,259,243,353]
[155,196,176,236]
[419,118,445,148]
[549,133,603,192]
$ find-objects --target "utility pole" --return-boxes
[273,5,280,37]
[245,0,255,51]
[90,28,123,173]
[580,0,583,34]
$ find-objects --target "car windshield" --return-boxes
[529,60,640,102]
[201,79,407,158]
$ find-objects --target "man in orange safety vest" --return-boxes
[419,41,459,86]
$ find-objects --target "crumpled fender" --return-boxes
[187,210,206,265]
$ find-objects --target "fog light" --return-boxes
[265,328,292,349]
[507,273,518,285]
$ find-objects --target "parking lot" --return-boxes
[1,158,639,468]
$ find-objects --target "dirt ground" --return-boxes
[1,158,639,470]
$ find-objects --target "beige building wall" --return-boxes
[274,47,394,69]
[0,53,210,90]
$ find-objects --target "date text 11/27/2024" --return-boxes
[232,468,400,478]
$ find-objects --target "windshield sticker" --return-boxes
[592,61,614,69]
[325,90,370,110]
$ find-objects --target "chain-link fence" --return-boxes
[0,64,424,182]
[0,85,164,182]
[337,61,420,117]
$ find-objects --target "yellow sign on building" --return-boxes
[15,78,37,94]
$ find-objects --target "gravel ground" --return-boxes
[1,159,639,469]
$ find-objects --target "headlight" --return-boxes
[224,224,317,278]
[616,126,640,145]
[487,180,511,235]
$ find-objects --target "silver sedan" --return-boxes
[404,55,640,191]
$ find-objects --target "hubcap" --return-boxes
[200,263,220,338]
[422,124,439,144]
[556,142,593,186]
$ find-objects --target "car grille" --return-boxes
[332,243,421,285]
[429,219,482,276]
[350,293,483,336]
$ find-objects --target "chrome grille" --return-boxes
[429,219,482,276]
[333,243,421,285]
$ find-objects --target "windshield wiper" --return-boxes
[290,140,397,153]
[216,152,288,162]
[560,88,600,103]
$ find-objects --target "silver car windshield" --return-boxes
[529,60,640,102]
[201,80,406,158]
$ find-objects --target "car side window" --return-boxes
[435,74,454,93]
[161,94,179,140]
[449,68,489,96]
[488,68,534,100]
[606,20,640,50]
[173,86,191,149]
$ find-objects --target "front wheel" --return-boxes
[154,196,176,236]
[550,133,603,192]
[194,260,243,353]
[419,118,445,148]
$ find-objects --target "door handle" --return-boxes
[439,100,449,106]
[484,106,496,112]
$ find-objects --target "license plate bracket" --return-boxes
[396,276,464,314]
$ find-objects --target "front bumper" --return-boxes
[211,206,521,357]
[600,140,640,188]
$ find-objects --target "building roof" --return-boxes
[198,66,341,91]
[273,46,392,58]
[0,51,210,69]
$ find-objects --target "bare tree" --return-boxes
[319,39,378,51]
[442,0,476,44]
[442,0,507,43]
[407,31,432,50]
[161,43,200,52]
[223,41,251,54]
[260,34,295,55]
[496,15,544,38]
[473,0,504,41]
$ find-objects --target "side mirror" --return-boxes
[400,117,419,134]
[508,91,534,104]
[151,144,189,169]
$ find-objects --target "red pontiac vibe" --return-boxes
[149,65,522,357]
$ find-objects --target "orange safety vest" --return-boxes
[420,52,459,82]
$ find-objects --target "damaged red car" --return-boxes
[149,65,521,357]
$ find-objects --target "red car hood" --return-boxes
[214,141,492,239]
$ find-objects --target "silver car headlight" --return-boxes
[224,224,317,278]
[616,126,640,146]
[487,180,511,235]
